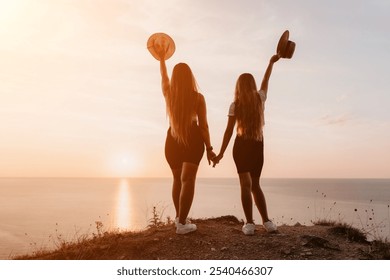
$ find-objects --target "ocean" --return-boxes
[1,178,389,259]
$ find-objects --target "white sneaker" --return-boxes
[175,217,190,228]
[242,223,256,235]
[263,221,277,233]
[176,223,197,234]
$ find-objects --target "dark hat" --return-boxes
[147,33,176,61]
[276,30,296,59]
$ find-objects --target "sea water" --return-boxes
[0,178,389,259]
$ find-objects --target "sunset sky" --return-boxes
[1,0,389,178]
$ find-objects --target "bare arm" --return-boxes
[197,94,216,165]
[155,42,171,96]
[260,54,281,95]
[212,116,235,167]
[160,59,170,97]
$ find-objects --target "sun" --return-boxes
[110,154,138,177]
[120,156,135,168]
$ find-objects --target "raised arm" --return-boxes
[197,94,216,165]
[155,43,170,97]
[160,59,170,97]
[260,54,280,95]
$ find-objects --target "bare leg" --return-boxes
[171,167,182,218]
[251,176,270,223]
[178,162,198,224]
[238,172,253,224]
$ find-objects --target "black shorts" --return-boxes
[165,123,205,169]
[233,136,264,177]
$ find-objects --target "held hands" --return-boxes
[206,150,217,166]
[211,153,223,168]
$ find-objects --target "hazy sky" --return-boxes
[1,0,389,178]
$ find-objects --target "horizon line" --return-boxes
[1,176,389,180]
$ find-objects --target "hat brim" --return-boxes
[276,30,289,56]
[147,33,176,61]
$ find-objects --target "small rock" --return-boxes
[211,248,216,252]
[301,235,340,251]
[302,235,329,247]
[281,249,292,255]
[221,247,228,252]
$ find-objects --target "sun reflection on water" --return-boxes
[115,179,132,230]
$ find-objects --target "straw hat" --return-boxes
[147,33,176,61]
[276,30,296,59]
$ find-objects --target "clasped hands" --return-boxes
[209,153,223,168]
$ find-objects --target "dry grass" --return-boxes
[13,215,390,260]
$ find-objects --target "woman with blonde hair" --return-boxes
[212,54,280,235]
[156,46,216,235]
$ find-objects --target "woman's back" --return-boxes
[165,63,200,146]
[233,73,265,141]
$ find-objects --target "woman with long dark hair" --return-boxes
[212,54,280,235]
[157,48,216,235]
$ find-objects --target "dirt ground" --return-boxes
[16,216,390,260]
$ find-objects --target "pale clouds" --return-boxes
[319,114,351,126]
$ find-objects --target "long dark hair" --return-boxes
[234,73,264,140]
[166,63,199,145]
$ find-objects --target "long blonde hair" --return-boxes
[234,73,264,141]
[166,63,199,146]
